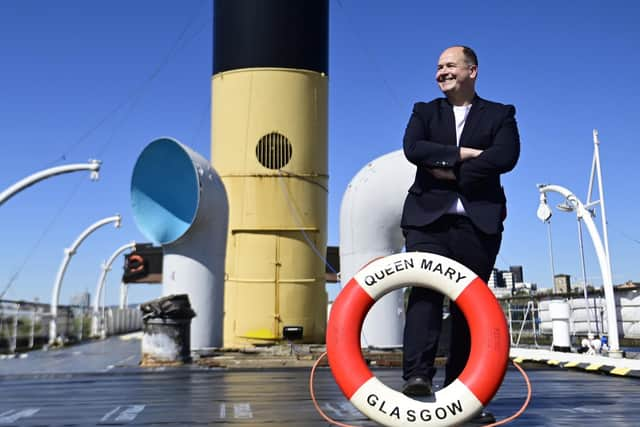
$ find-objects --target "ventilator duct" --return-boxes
[131,137,228,349]
[339,150,415,347]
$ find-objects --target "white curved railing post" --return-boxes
[0,160,101,207]
[91,241,136,338]
[537,184,621,356]
[49,214,121,345]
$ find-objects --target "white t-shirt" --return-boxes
[446,104,472,215]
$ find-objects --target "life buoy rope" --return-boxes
[326,252,510,426]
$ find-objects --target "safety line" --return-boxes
[309,352,532,427]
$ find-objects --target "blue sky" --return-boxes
[1,0,639,306]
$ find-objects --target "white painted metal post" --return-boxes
[11,303,19,354]
[586,129,614,338]
[101,282,107,338]
[576,219,593,335]
[587,130,612,262]
[77,308,83,342]
[29,306,36,349]
[119,282,129,309]
[546,221,557,288]
[527,301,538,347]
[91,242,136,338]
[507,303,514,345]
[515,302,532,347]
[49,215,121,345]
[537,185,621,356]
[0,160,100,207]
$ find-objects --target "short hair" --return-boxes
[459,46,478,66]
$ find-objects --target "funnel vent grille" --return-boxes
[256,132,292,169]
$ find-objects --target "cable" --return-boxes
[333,0,402,109]
[46,0,209,166]
[278,169,329,193]
[484,360,532,427]
[610,224,640,245]
[0,180,84,299]
[498,253,511,268]
[309,352,358,427]
[94,9,209,159]
[190,98,212,146]
[275,171,374,345]
[4,2,209,297]
[276,172,338,275]
[276,171,372,345]
[309,353,532,427]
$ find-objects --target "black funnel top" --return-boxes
[213,0,328,75]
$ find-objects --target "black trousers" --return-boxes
[402,214,501,386]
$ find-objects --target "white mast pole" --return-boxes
[538,185,621,356]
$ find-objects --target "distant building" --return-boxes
[616,281,640,290]
[513,282,536,291]
[510,265,523,283]
[70,291,91,307]
[488,268,500,288]
[554,274,571,293]
[489,268,526,295]
[502,271,514,291]
[492,287,512,298]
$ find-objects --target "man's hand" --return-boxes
[428,168,456,180]
[459,147,483,161]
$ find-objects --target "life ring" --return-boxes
[326,252,509,426]
[127,254,145,273]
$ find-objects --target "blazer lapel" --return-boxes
[439,99,457,146]
[459,95,486,147]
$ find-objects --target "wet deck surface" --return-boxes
[1,336,638,426]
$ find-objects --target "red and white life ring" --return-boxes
[127,254,145,273]
[326,252,509,426]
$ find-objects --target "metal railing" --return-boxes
[0,299,141,354]
[506,300,541,347]
[500,289,640,349]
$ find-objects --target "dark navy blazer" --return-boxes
[400,95,520,235]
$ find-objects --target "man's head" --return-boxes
[435,46,478,103]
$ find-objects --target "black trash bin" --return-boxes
[139,294,196,365]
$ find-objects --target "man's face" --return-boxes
[435,47,477,95]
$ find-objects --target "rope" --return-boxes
[309,352,358,427]
[309,353,532,427]
[484,360,532,426]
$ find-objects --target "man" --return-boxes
[400,46,520,419]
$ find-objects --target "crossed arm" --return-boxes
[403,105,519,185]
[429,147,482,180]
